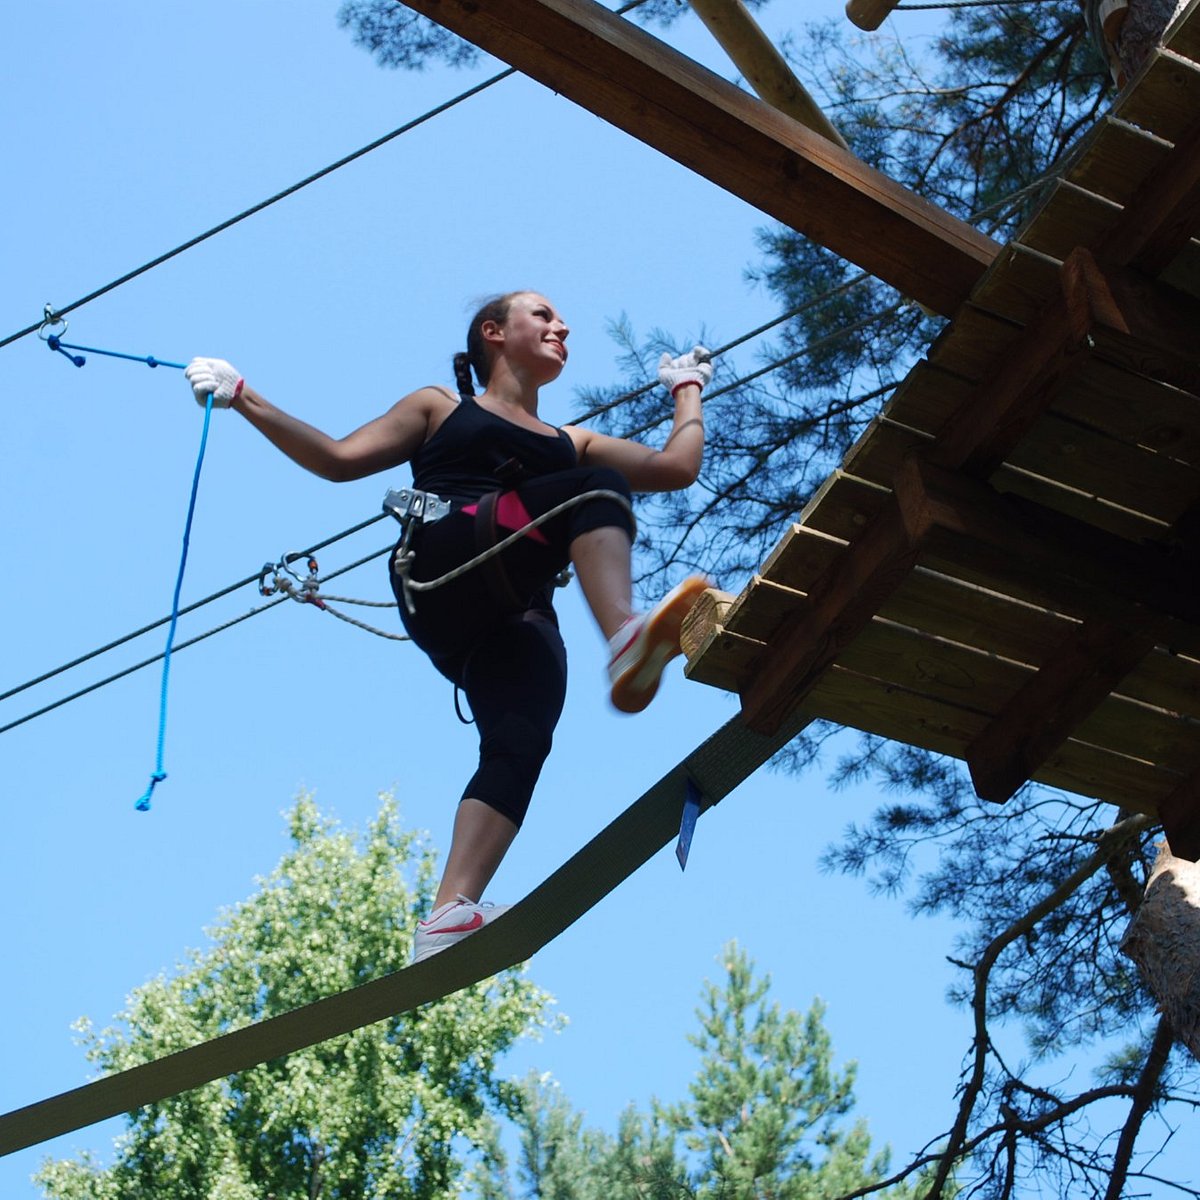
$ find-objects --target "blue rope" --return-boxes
[40,327,214,809]
[136,391,214,811]
[46,335,186,371]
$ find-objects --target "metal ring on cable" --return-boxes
[37,304,66,342]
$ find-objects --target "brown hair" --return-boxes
[452,291,529,397]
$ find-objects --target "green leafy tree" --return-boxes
[479,943,927,1200]
[36,795,557,1200]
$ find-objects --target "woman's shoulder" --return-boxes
[403,384,464,446]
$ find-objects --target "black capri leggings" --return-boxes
[391,465,634,827]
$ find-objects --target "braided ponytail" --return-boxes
[452,352,475,400]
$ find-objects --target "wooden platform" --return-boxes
[683,0,1200,856]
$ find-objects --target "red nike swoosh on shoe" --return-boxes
[427,913,485,935]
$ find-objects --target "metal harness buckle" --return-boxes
[382,487,452,525]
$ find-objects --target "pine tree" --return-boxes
[483,944,926,1200]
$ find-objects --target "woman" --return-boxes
[184,291,711,963]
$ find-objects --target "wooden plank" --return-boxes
[967,616,1160,803]
[879,567,1080,665]
[1004,412,1200,526]
[988,463,1172,544]
[925,305,1023,381]
[1118,647,1200,719]
[1019,181,1124,260]
[1114,47,1200,144]
[840,414,1189,536]
[400,0,998,316]
[1062,117,1173,205]
[897,459,1200,638]
[878,362,975,436]
[1074,692,1200,774]
[968,243,1062,326]
[1051,361,1200,469]
[835,617,1033,714]
[802,666,1175,811]
[1081,253,1200,393]
[794,470,891,541]
[1165,0,1200,64]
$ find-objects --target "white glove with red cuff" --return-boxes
[185,357,244,408]
[658,346,713,398]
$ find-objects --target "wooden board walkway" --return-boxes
[684,0,1200,857]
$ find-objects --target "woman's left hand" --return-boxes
[657,346,712,398]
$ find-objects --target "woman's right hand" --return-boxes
[185,357,245,408]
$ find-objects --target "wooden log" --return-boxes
[845,0,901,31]
[399,0,998,317]
[689,0,849,147]
[680,586,736,661]
[1121,841,1200,1060]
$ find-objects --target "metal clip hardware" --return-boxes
[382,487,452,525]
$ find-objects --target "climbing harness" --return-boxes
[39,308,209,811]
[384,485,637,616]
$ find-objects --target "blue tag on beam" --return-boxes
[676,779,703,871]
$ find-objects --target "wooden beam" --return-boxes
[966,616,1160,804]
[845,0,902,32]
[738,497,930,733]
[927,251,1102,476]
[1070,247,1200,393]
[401,0,998,316]
[689,0,849,148]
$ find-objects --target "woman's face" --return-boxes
[487,293,570,382]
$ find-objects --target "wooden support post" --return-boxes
[400,0,998,317]
[966,616,1160,804]
[689,0,849,148]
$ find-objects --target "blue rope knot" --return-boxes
[135,771,168,812]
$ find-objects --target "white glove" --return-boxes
[185,357,244,408]
[658,346,712,398]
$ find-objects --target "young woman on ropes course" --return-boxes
[184,291,711,963]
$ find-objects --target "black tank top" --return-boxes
[411,397,577,504]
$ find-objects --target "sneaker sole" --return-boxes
[610,577,708,714]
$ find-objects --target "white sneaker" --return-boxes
[411,894,511,964]
[608,576,709,714]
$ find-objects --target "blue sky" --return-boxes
[1,2,1192,1197]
